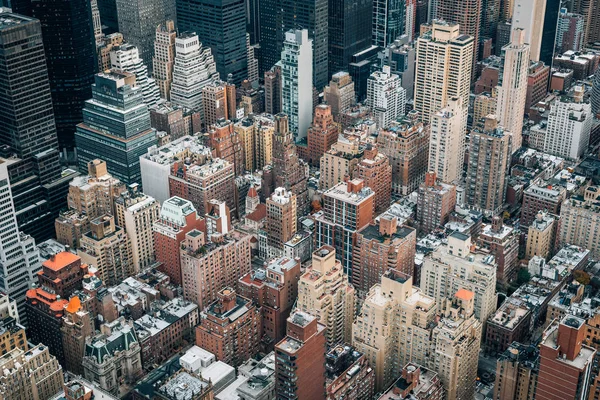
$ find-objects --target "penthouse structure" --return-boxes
[296,246,355,347]
[352,216,416,298]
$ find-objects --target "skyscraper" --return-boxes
[372,0,406,48]
[496,28,530,152]
[281,0,328,89]
[414,21,474,123]
[323,72,356,119]
[511,0,546,61]
[281,29,314,142]
[366,66,407,129]
[328,0,372,74]
[75,71,158,185]
[428,97,466,184]
[0,11,77,241]
[11,0,96,154]
[307,105,340,166]
[266,188,298,257]
[556,8,585,52]
[153,20,177,100]
[465,117,511,215]
[169,32,219,115]
[434,0,482,74]
[115,0,176,68]
[592,71,600,117]
[110,44,161,107]
[177,0,248,84]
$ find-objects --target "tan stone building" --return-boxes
[473,91,497,125]
[114,186,160,272]
[352,145,392,213]
[319,135,363,190]
[525,211,557,260]
[78,215,134,285]
[559,187,600,259]
[266,188,297,257]
[153,20,176,100]
[428,97,466,184]
[0,344,64,400]
[324,72,355,120]
[493,342,539,400]
[296,246,355,347]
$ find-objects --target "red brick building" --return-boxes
[195,288,260,367]
[275,311,326,400]
[352,145,392,214]
[153,197,205,286]
[306,105,339,167]
[325,345,375,399]
[478,217,520,282]
[416,172,457,234]
[238,256,301,351]
[208,119,245,176]
[526,62,550,113]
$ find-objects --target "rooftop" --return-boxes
[42,252,80,271]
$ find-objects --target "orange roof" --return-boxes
[65,296,81,313]
[455,288,475,301]
[248,185,258,198]
[43,252,80,271]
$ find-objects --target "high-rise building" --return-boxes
[246,33,259,83]
[207,119,245,177]
[352,216,416,297]
[75,71,158,185]
[320,135,363,190]
[328,0,372,74]
[525,211,556,260]
[78,215,133,285]
[417,172,457,234]
[372,0,406,48]
[61,296,94,375]
[0,161,41,322]
[511,0,546,61]
[195,288,260,367]
[478,217,520,281]
[592,71,600,117]
[238,257,301,350]
[325,345,375,399]
[25,252,88,364]
[432,290,482,400]
[493,342,539,400]
[465,117,511,215]
[420,232,497,323]
[414,21,474,123]
[0,345,64,400]
[537,316,596,399]
[496,28,530,152]
[376,113,430,196]
[265,65,282,115]
[381,38,416,99]
[202,81,237,128]
[114,186,160,273]
[0,11,76,241]
[520,184,565,229]
[296,246,355,346]
[323,72,356,120]
[11,0,96,154]
[307,105,339,166]
[234,114,276,172]
[434,0,482,75]
[97,32,124,72]
[543,87,593,161]
[428,97,467,184]
[352,271,436,392]
[473,91,498,125]
[314,179,374,276]
[153,20,177,100]
[352,145,393,213]
[275,311,327,400]
[266,188,298,257]
[267,114,310,217]
[366,66,407,129]
[153,197,206,285]
[110,44,161,107]
[115,0,175,68]
[181,229,251,309]
[177,0,247,84]
[170,32,220,115]
[526,61,550,113]
[556,8,585,52]
[281,30,314,142]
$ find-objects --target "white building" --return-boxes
[543,87,593,161]
[366,65,406,129]
[170,32,219,116]
[0,160,41,323]
[496,28,530,152]
[415,21,474,123]
[428,97,466,184]
[281,29,313,142]
[110,43,160,107]
[511,0,546,61]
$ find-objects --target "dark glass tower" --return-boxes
[97,0,119,33]
[11,0,96,157]
[540,0,561,67]
[372,0,406,48]
[177,0,248,85]
[258,0,283,74]
[328,0,373,76]
[0,11,78,242]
